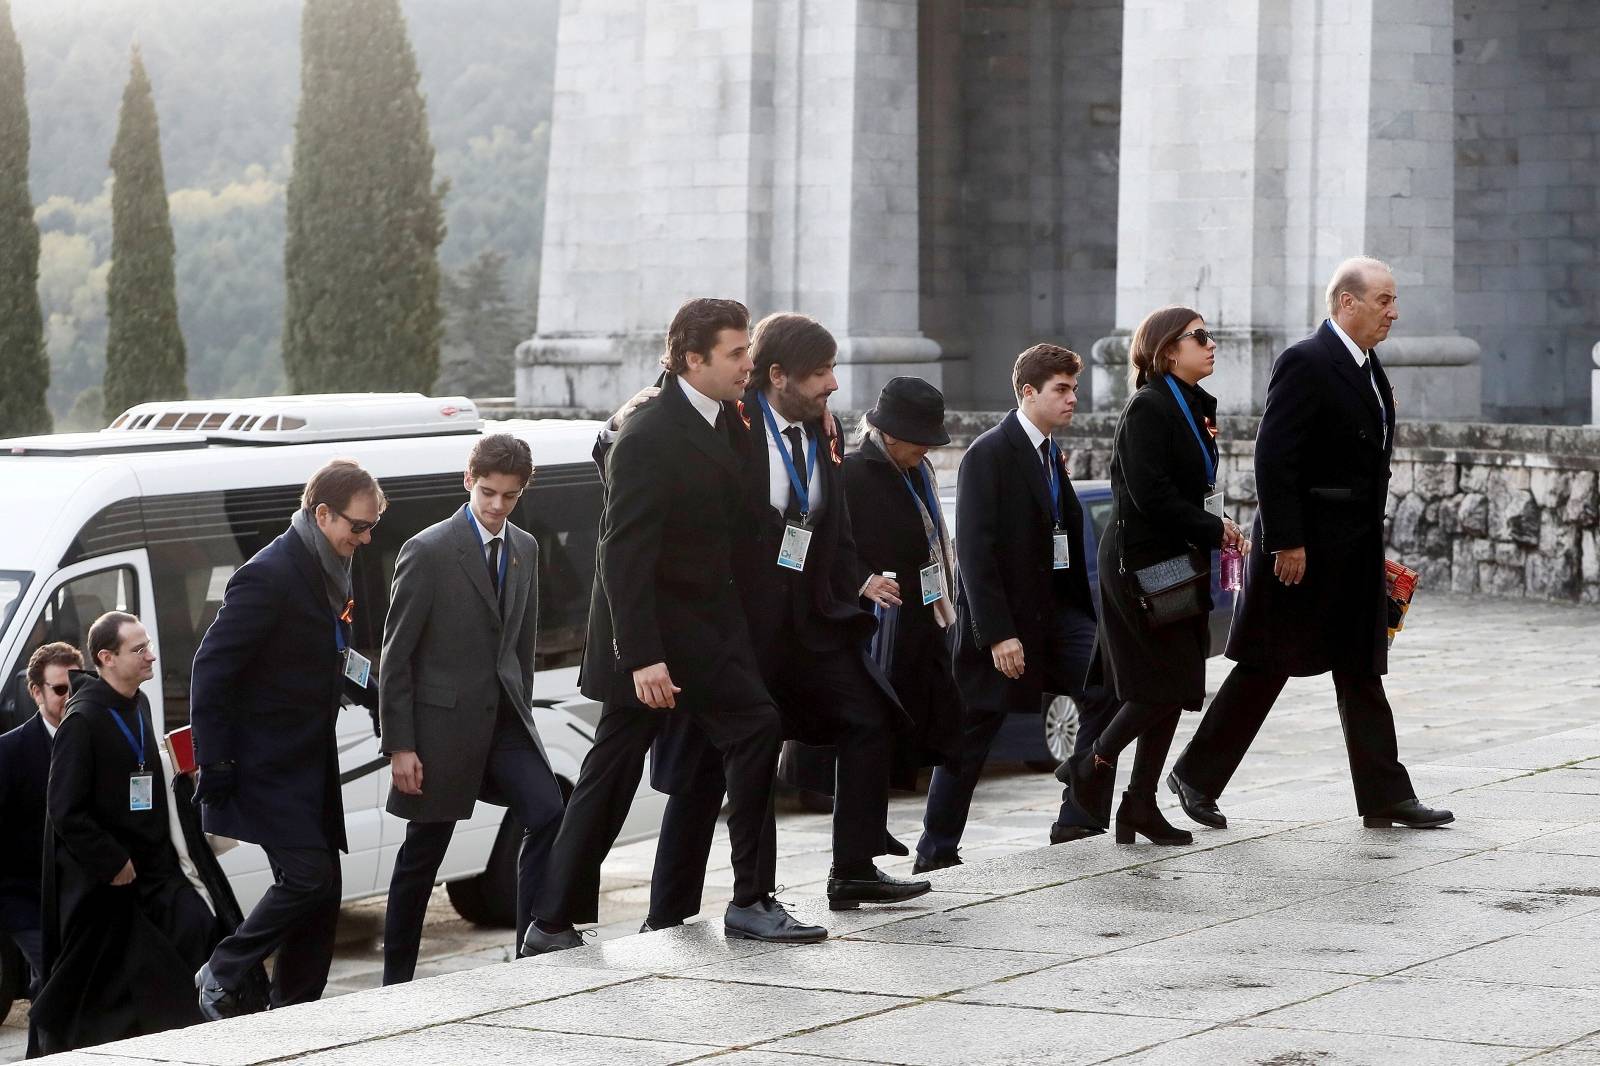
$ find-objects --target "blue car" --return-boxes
[942,481,1234,771]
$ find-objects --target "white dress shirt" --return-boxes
[42,714,58,740]
[677,375,723,430]
[1016,409,1054,471]
[764,404,823,517]
[1326,317,1389,444]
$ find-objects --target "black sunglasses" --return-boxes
[44,682,69,697]
[333,508,380,535]
[1177,328,1216,347]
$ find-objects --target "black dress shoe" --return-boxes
[519,921,584,956]
[1167,770,1227,829]
[724,898,827,943]
[195,963,247,1022]
[912,852,963,874]
[1049,823,1104,845]
[1363,798,1454,829]
[827,867,932,910]
[639,918,683,933]
[883,831,910,857]
[1114,790,1193,845]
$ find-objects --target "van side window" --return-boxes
[514,464,602,670]
[1,566,139,732]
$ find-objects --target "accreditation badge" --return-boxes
[1204,490,1225,518]
[918,560,945,606]
[342,647,373,688]
[777,521,814,572]
[1052,529,1071,570]
[129,773,154,812]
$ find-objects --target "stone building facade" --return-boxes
[519,0,1599,425]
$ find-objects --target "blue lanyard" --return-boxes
[463,504,509,588]
[756,392,818,520]
[1042,439,1068,528]
[334,615,349,653]
[106,703,146,771]
[902,465,943,551]
[1164,375,1217,488]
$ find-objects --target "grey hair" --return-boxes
[855,414,878,449]
[1325,256,1392,317]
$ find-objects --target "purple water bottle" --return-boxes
[1220,546,1242,591]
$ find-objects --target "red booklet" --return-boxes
[1384,559,1420,647]
[166,725,197,775]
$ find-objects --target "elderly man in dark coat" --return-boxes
[1169,257,1453,830]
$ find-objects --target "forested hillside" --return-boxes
[12,0,557,425]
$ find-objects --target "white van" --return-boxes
[0,394,663,971]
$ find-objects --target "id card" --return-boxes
[777,522,813,572]
[343,647,372,688]
[1204,490,1225,518]
[918,560,945,606]
[1052,530,1071,569]
[129,773,154,812]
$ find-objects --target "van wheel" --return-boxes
[446,811,523,929]
[0,932,26,1020]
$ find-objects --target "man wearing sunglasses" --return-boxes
[191,459,387,1019]
[0,643,83,1000]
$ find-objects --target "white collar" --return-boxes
[677,375,722,429]
[41,713,59,740]
[762,393,805,436]
[469,506,505,545]
[1015,409,1051,453]
[1326,318,1370,366]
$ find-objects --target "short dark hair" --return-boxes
[27,642,83,688]
[662,298,750,374]
[1128,305,1201,390]
[87,612,138,666]
[468,433,534,485]
[301,458,387,515]
[1012,343,1083,402]
[752,312,837,387]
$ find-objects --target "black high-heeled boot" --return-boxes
[1114,791,1193,845]
[1066,749,1116,829]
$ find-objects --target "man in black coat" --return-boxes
[0,643,82,995]
[522,298,821,953]
[29,614,218,1056]
[191,460,386,1017]
[918,344,1117,871]
[1170,257,1453,830]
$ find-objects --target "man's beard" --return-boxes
[773,379,826,423]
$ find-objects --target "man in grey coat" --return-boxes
[378,433,564,983]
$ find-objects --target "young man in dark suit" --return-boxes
[191,460,386,1017]
[522,298,821,953]
[916,344,1116,872]
[1170,257,1452,830]
[643,314,929,924]
[0,643,82,996]
[379,433,564,983]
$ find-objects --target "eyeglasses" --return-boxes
[333,509,380,535]
[1178,328,1216,347]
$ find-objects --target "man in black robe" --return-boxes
[28,612,219,1056]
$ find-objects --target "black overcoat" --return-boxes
[1090,377,1225,708]
[1225,321,1396,677]
[190,529,350,852]
[952,411,1095,715]
[578,374,770,720]
[29,679,217,1055]
[0,712,50,927]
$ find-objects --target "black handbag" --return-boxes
[1129,550,1209,628]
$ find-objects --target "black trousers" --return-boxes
[1173,661,1415,814]
[206,844,341,1007]
[382,707,566,984]
[646,785,725,926]
[535,696,781,926]
[1092,701,1184,796]
[0,892,43,992]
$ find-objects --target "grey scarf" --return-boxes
[291,506,353,615]
[864,427,958,629]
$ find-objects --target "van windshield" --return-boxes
[0,571,30,635]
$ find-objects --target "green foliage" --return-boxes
[103,47,187,421]
[282,0,445,394]
[437,250,526,397]
[0,0,49,436]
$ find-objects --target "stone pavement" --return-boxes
[18,592,1600,1064]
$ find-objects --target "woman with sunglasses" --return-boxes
[1065,307,1248,844]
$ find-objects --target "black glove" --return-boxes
[192,761,238,808]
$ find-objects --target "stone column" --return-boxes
[1094,0,1480,418]
[1592,341,1600,425]
[519,0,939,412]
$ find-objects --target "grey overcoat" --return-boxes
[379,505,550,821]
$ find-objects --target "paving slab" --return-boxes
[281,1023,706,1065]
[1106,1025,1528,1065]
[842,896,1221,957]
[1401,932,1600,989]
[1107,913,1479,976]
[1391,848,1600,896]
[676,938,1060,998]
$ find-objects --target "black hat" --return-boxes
[866,376,950,447]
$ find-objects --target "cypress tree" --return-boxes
[104,46,187,420]
[283,0,445,394]
[0,0,49,436]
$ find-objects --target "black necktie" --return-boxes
[714,408,725,433]
[784,425,809,518]
[486,538,501,597]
